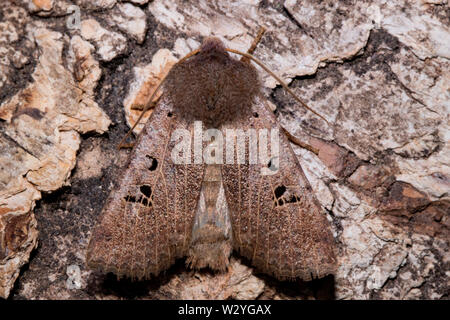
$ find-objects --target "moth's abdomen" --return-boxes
[187,164,232,272]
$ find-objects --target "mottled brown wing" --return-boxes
[221,97,336,281]
[86,97,204,280]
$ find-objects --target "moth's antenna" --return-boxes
[227,48,329,124]
[117,49,200,149]
[241,27,266,63]
[281,127,320,155]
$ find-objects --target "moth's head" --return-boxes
[192,37,230,66]
[199,37,227,54]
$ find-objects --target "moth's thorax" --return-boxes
[164,38,261,127]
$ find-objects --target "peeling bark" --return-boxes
[0,0,448,300]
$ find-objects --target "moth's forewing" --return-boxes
[221,97,336,281]
[86,97,204,279]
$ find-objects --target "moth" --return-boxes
[86,32,336,282]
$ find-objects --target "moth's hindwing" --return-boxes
[86,97,204,280]
[221,98,336,281]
